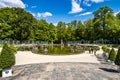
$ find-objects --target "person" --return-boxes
[89,48,91,53]
[94,49,96,56]
[91,48,93,54]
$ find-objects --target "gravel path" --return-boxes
[15,50,100,65]
[2,63,120,80]
[1,46,120,80]
[15,46,104,65]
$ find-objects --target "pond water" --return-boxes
[37,46,85,55]
[17,45,100,55]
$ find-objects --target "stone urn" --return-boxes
[2,68,12,78]
[117,66,120,73]
[32,46,38,53]
[44,48,48,54]
[69,47,74,53]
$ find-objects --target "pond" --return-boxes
[37,46,85,55]
[17,44,100,55]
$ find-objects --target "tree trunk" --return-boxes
[51,40,53,49]
[61,39,64,50]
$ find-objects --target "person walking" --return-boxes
[91,48,93,54]
[94,49,96,56]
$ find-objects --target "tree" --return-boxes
[48,23,57,42]
[0,7,36,41]
[108,48,116,61]
[75,21,85,40]
[116,12,120,20]
[0,23,13,40]
[34,20,49,41]
[93,6,113,40]
[71,20,77,29]
[115,47,120,73]
[57,21,67,43]
[66,25,76,41]
[0,43,15,69]
[84,19,94,40]
[115,47,120,65]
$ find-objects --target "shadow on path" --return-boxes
[99,68,118,73]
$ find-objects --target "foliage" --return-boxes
[108,48,116,61]
[115,47,120,65]
[0,7,35,41]
[102,45,107,52]
[102,45,110,53]
[9,44,17,54]
[0,43,15,69]
[0,7,120,43]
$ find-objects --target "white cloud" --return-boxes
[31,12,36,17]
[77,12,92,16]
[31,6,37,8]
[91,0,104,3]
[37,12,53,18]
[83,0,91,6]
[0,0,25,8]
[53,23,57,26]
[83,0,104,6]
[114,11,120,16]
[69,0,83,14]
[28,11,36,17]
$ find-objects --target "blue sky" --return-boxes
[0,0,120,24]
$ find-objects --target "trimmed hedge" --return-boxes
[115,47,120,65]
[108,48,116,61]
[102,45,110,53]
[0,43,16,69]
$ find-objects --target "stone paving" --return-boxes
[1,62,120,80]
[1,46,120,80]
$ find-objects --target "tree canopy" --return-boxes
[0,7,120,43]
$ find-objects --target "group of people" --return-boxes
[89,48,96,55]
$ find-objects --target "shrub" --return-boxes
[102,45,110,53]
[115,47,120,65]
[0,43,15,69]
[106,48,110,53]
[102,45,107,52]
[9,44,17,54]
[108,48,116,61]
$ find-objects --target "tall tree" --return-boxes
[34,20,49,41]
[84,19,94,40]
[0,7,36,41]
[66,24,76,41]
[75,21,85,40]
[57,21,67,43]
[48,23,57,42]
[93,6,113,40]
[116,12,120,20]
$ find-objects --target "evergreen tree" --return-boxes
[0,43,15,69]
[115,47,120,65]
[108,48,116,61]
